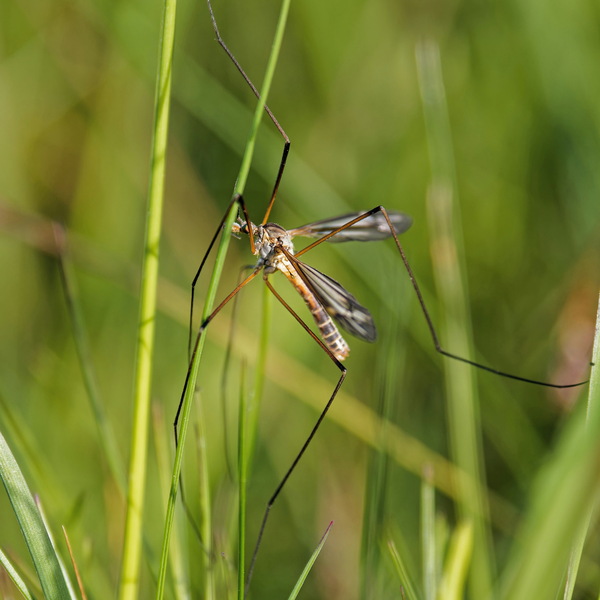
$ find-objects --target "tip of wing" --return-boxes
[389,211,413,235]
[332,306,377,343]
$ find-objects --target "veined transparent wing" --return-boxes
[288,211,412,243]
[291,257,377,342]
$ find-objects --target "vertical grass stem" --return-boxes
[416,38,493,598]
[118,0,178,597]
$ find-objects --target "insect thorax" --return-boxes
[254,223,295,274]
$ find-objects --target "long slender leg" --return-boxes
[189,193,255,359]
[177,268,261,446]
[244,275,347,597]
[206,0,290,225]
[181,242,258,556]
[294,206,588,389]
[176,265,259,548]
[176,268,260,542]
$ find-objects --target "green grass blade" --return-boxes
[287,521,333,600]
[237,363,249,600]
[360,312,400,599]
[416,39,493,598]
[194,401,215,600]
[0,390,66,515]
[563,297,600,599]
[587,299,600,447]
[0,546,34,600]
[152,404,189,600]
[246,282,272,472]
[437,520,473,600]
[386,537,421,600]
[563,530,587,600]
[0,430,73,600]
[118,0,178,596]
[499,294,600,600]
[35,502,78,600]
[54,226,126,494]
[155,0,292,596]
[421,466,436,600]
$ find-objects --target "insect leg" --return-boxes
[178,267,261,447]
[206,0,290,226]
[244,275,347,596]
[176,267,260,540]
[189,193,254,359]
[375,205,588,388]
[295,206,588,388]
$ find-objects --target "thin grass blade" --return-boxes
[61,526,88,600]
[54,225,126,494]
[386,536,421,600]
[119,0,178,596]
[0,546,34,600]
[0,430,73,600]
[360,309,401,599]
[416,38,493,598]
[152,404,189,600]
[237,362,249,600]
[286,521,333,600]
[246,282,272,472]
[437,520,473,600]
[563,297,600,599]
[421,466,436,600]
[35,498,78,599]
[193,402,215,600]
[499,295,600,599]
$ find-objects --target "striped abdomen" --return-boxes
[286,274,350,362]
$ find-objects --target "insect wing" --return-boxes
[293,259,377,342]
[288,210,412,243]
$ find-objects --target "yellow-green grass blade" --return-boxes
[499,295,600,599]
[119,0,178,595]
[416,39,493,598]
[563,301,600,599]
[421,467,436,600]
[437,520,473,600]
[237,362,249,600]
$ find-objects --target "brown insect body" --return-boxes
[237,220,351,361]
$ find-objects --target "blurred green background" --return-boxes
[0,0,599,597]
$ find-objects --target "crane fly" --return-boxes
[181,197,589,597]
[232,209,413,361]
[173,0,591,596]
